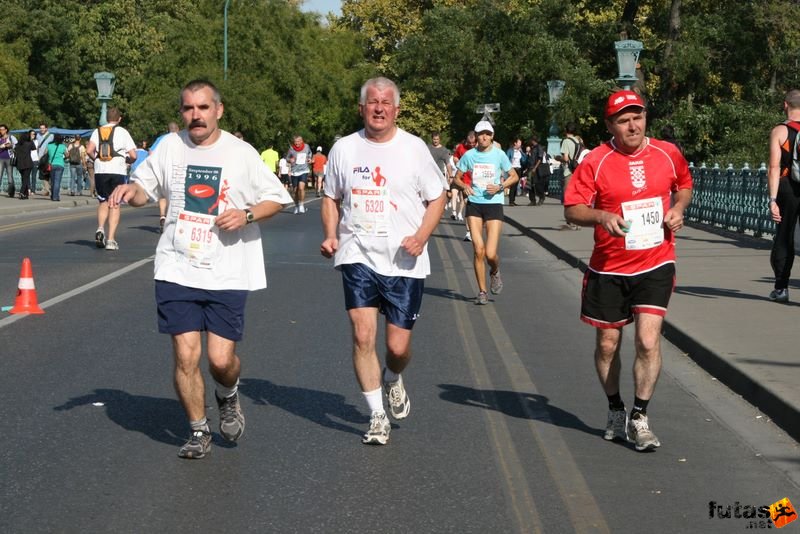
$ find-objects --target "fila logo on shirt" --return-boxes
[629,160,646,189]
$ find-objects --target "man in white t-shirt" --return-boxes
[320,77,447,446]
[107,79,293,459]
[86,107,138,250]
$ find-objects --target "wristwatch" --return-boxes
[244,208,254,224]
[769,197,778,204]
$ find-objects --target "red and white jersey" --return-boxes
[564,137,692,275]
[454,142,474,185]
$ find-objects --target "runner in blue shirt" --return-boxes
[453,120,518,304]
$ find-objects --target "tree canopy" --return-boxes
[2,0,798,164]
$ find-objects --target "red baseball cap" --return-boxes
[605,90,645,118]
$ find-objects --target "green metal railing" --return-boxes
[548,162,776,238]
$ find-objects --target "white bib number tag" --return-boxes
[621,197,664,250]
[173,209,222,269]
[472,163,495,190]
[351,186,389,236]
[295,153,307,165]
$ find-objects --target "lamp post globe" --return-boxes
[546,80,565,157]
[93,71,116,125]
[614,40,643,90]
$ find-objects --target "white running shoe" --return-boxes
[769,288,789,303]
[293,206,299,214]
[299,205,306,213]
[384,373,410,420]
[104,239,119,251]
[627,412,661,451]
[362,411,391,445]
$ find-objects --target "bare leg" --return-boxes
[172,332,205,422]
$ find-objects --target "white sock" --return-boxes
[363,388,384,414]
[383,368,400,384]
[190,418,209,432]
[215,378,239,399]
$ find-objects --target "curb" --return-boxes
[0,196,95,217]
[504,215,800,443]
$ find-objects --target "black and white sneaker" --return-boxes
[178,429,212,459]
[95,228,106,248]
[216,392,245,442]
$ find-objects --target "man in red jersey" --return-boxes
[453,130,476,241]
[563,90,692,452]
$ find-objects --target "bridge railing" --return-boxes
[548,162,775,238]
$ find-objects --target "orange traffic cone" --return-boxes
[10,258,45,314]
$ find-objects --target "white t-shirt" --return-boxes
[90,122,136,175]
[324,128,447,279]
[131,130,293,291]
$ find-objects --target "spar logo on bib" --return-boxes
[184,165,222,215]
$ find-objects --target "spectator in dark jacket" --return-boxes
[13,130,36,199]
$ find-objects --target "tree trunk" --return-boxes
[663,0,681,63]
[619,0,640,39]
[657,0,682,114]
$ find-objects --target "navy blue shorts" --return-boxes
[291,173,308,188]
[155,280,248,341]
[340,263,424,330]
[95,173,126,202]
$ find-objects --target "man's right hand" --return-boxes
[320,237,338,258]
[107,183,141,209]
[770,201,782,223]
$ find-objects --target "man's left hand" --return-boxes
[401,235,425,257]
[663,208,685,232]
[215,208,248,232]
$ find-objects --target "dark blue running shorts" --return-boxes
[155,280,248,341]
[94,173,126,202]
[291,173,308,188]
[340,263,424,330]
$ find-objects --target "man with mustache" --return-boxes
[107,79,292,459]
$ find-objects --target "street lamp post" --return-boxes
[93,72,116,125]
[546,80,565,157]
[475,102,501,124]
[224,0,230,80]
[614,40,643,90]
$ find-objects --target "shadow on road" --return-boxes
[64,239,101,249]
[437,383,601,437]
[239,378,365,437]
[424,285,472,302]
[53,388,185,446]
[129,224,160,235]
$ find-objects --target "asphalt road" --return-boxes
[1,199,798,533]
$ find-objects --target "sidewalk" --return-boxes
[0,191,95,216]
[1,192,798,442]
[502,197,800,443]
